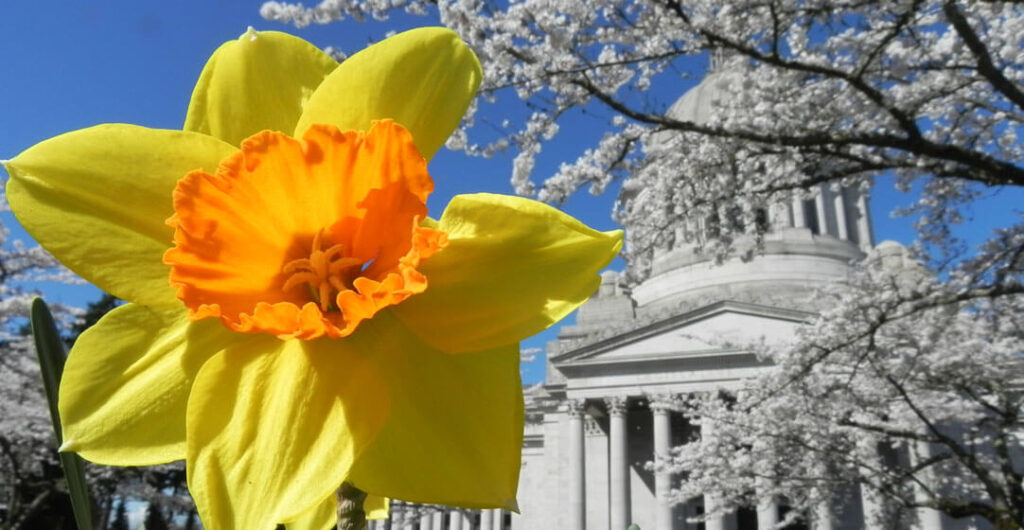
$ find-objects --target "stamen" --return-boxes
[282,229,364,312]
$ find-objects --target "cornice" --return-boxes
[550,299,811,364]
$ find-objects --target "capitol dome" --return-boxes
[625,69,874,317]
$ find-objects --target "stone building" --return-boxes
[372,70,966,530]
[503,63,887,530]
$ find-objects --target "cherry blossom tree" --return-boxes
[259,0,1024,527]
[673,242,1024,528]
[0,192,82,529]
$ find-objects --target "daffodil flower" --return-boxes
[3,28,621,530]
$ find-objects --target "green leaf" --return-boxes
[31,298,94,530]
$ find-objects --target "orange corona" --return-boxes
[163,120,447,339]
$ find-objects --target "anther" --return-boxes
[282,229,363,312]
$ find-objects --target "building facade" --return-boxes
[505,69,979,530]
[512,184,875,530]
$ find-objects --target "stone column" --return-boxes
[855,193,874,251]
[431,511,444,530]
[755,476,779,529]
[769,202,791,230]
[814,498,835,530]
[462,512,473,530]
[651,396,674,530]
[673,224,688,248]
[833,189,849,240]
[911,437,945,530]
[858,438,885,530]
[792,197,807,228]
[704,496,725,530]
[606,396,631,530]
[420,511,434,530]
[490,509,503,530]
[448,510,463,530]
[481,509,493,529]
[392,506,405,530]
[701,417,729,530]
[814,187,828,236]
[567,399,587,530]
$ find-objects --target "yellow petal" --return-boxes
[186,335,389,530]
[347,312,523,510]
[392,193,623,353]
[295,27,481,159]
[364,495,389,520]
[58,304,245,465]
[284,495,336,530]
[184,28,338,146]
[4,124,236,307]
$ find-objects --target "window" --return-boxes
[803,200,820,235]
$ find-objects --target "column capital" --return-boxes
[604,396,628,416]
[648,393,678,414]
[565,398,586,417]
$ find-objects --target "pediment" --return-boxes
[551,300,811,366]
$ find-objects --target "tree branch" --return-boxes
[942,0,1024,112]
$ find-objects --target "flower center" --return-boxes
[282,229,365,312]
[163,120,447,340]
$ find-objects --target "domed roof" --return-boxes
[665,70,740,125]
[642,69,744,155]
[627,68,870,316]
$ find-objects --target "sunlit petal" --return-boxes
[364,495,389,520]
[348,312,522,510]
[392,193,623,353]
[59,304,245,465]
[184,28,337,146]
[295,27,481,159]
[4,124,235,307]
[284,494,336,530]
[186,335,389,530]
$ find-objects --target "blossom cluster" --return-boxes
[263,0,1024,279]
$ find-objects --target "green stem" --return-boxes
[31,298,93,530]
[336,482,368,530]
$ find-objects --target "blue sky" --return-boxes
[1,1,1019,384]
